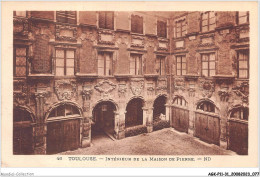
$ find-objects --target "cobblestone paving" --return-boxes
[59,128,236,155]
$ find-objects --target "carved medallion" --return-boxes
[199,80,215,98]
[174,78,185,91]
[54,80,77,101]
[130,79,144,95]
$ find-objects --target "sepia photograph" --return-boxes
[1,1,259,173]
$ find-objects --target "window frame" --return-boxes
[156,56,166,75]
[14,45,28,77]
[237,50,249,79]
[201,52,216,77]
[197,101,215,113]
[48,104,80,119]
[173,96,188,107]
[201,11,216,32]
[131,14,143,34]
[237,11,249,25]
[157,20,167,38]
[98,11,114,30]
[130,53,143,76]
[175,18,186,38]
[55,48,76,76]
[97,51,113,76]
[230,107,249,121]
[176,55,186,76]
[56,11,77,24]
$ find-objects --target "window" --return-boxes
[131,15,143,34]
[201,53,215,77]
[238,11,249,24]
[176,56,186,76]
[14,47,27,77]
[237,50,249,79]
[175,19,186,38]
[197,101,215,113]
[98,52,113,76]
[156,56,166,75]
[201,11,216,32]
[55,49,75,76]
[157,21,167,38]
[173,96,187,107]
[230,107,248,121]
[56,11,76,24]
[14,11,26,17]
[130,54,142,75]
[49,104,80,118]
[99,12,114,30]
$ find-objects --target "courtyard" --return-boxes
[59,128,236,155]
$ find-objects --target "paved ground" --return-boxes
[59,128,235,155]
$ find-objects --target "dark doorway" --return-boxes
[125,98,144,128]
[153,95,167,122]
[13,108,34,155]
[92,101,116,140]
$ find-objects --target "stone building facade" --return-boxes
[13,11,249,155]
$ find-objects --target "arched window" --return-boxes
[173,96,187,107]
[230,107,249,121]
[197,101,215,113]
[48,104,80,118]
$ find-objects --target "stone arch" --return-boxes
[195,98,220,114]
[92,99,119,114]
[13,105,35,123]
[153,95,167,121]
[227,104,249,119]
[154,93,168,104]
[172,94,188,106]
[126,96,145,108]
[44,101,83,121]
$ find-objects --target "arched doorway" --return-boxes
[46,104,81,154]
[228,107,248,155]
[125,98,144,128]
[92,101,116,138]
[13,107,34,155]
[153,95,167,122]
[195,100,220,145]
[172,96,189,133]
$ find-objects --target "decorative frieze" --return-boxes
[94,79,116,94]
[156,77,167,94]
[13,80,28,105]
[174,77,185,91]
[158,38,168,50]
[232,82,249,104]
[131,35,145,48]
[199,33,215,47]
[13,17,28,36]
[54,80,77,101]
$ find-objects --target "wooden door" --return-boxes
[195,112,220,145]
[172,106,189,133]
[13,124,33,155]
[229,120,248,155]
[47,119,80,154]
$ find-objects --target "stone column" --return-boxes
[165,103,171,122]
[115,111,125,139]
[81,90,92,148]
[34,92,47,154]
[188,100,195,136]
[144,107,153,133]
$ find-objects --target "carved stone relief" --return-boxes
[98,29,115,45]
[118,84,127,97]
[174,78,185,91]
[131,35,144,48]
[13,80,28,105]
[199,79,215,98]
[130,79,144,95]
[147,83,154,96]
[56,24,77,42]
[82,85,93,101]
[95,79,116,94]
[156,78,167,94]
[54,80,77,101]
[232,82,249,104]
[13,18,28,36]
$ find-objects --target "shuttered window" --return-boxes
[55,49,75,76]
[156,56,166,75]
[130,54,142,75]
[201,11,216,32]
[176,56,186,76]
[99,12,114,30]
[131,15,143,34]
[237,50,249,79]
[56,11,76,24]
[97,52,113,76]
[14,47,27,77]
[157,21,167,38]
[201,53,215,77]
